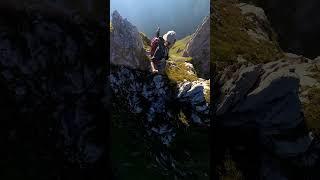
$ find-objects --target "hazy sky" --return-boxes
[110,0,209,39]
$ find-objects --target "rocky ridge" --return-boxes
[110,10,210,127]
[213,1,320,179]
[183,15,210,79]
[110,10,150,71]
[110,10,210,178]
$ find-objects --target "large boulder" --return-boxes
[177,79,210,125]
[211,1,283,68]
[238,3,274,42]
[183,15,210,79]
[215,59,320,179]
[110,10,150,71]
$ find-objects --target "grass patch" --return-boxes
[165,35,198,84]
[204,87,210,103]
[217,150,244,180]
[211,0,283,70]
[110,22,113,32]
[170,54,193,62]
[165,60,198,84]
[308,64,320,82]
[112,126,165,180]
[303,87,320,138]
[111,99,166,180]
[170,35,192,57]
[302,64,320,138]
[140,32,151,51]
[170,126,210,180]
[178,111,190,126]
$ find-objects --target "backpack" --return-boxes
[150,36,170,62]
[150,37,160,57]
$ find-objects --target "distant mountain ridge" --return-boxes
[110,0,209,39]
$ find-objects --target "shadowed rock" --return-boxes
[0,4,107,179]
[215,59,320,179]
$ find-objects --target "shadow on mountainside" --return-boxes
[0,4,108,180]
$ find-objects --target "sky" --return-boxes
[110,0,209,39]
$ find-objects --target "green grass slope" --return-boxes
[139,32,197,84]
[211,0,283,70]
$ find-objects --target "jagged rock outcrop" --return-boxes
[110,11,210,134]
[215,59,320,179]
[110,11,210,178]
[238,3,274,42]
[110,10,150,71]
[212,0,283,67]
[110,65,210,178]
[183,15,210,79]
[213,1,320,179]
[110,67,177,144]
[216,61,303,130]
[110,65,210,138]
[177,79,210,124]
[0,4,107,179]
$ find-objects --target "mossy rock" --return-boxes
[211,0,283,71]
[303,87,320,138]
[302,65,320,138]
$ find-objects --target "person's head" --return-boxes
[163,31,176,48]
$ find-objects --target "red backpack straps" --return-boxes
[150,37,159,57]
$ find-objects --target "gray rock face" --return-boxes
[177,79,210,124]
[183,16,210,79]
[111,66,184,147]
[110,10,209,129]
[109,10,210,177]
[110,66,181,175]
[238,3,274,42]
[110,65,210,139]
[216,61,303,129]
[110,10,150,71]
[215,60,320,179]
[110,63,211,176]
[110,65,210,177]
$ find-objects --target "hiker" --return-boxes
[150,26,176,73]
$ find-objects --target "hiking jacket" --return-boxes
[151,37,169,62]
[151,27,169,61]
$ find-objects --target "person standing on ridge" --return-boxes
[149,26,176,74]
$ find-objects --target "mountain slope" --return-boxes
[212,1,320,179]
[110,10,210,179]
